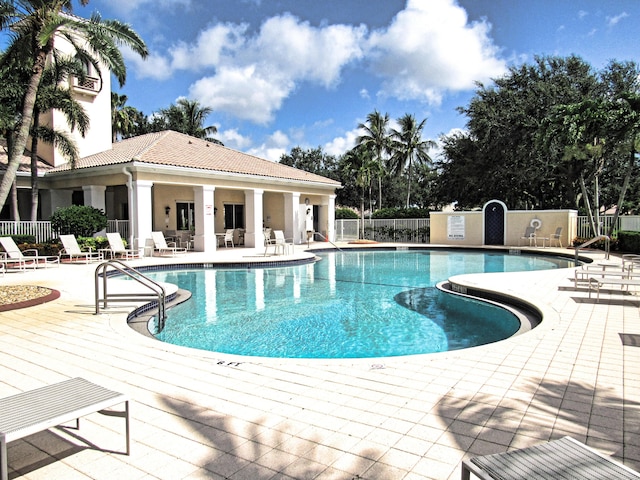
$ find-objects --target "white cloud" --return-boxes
[247,130,290,162]
[138,13,365,124]
[324,128,360,156]
[366,0,507,104]
[129,0,506,125]
[607,12,629,27]
[217,128,252,150]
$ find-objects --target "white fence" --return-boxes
[1,215,638,245]
[336,215,640,244]
[0,220,130,244]
[335,218,430,243]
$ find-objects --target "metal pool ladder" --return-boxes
[94,259,167,327]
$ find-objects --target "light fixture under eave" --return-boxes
[304,197,310,205]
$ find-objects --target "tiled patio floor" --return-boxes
[0,244,638,479]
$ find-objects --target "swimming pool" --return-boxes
[142,249,575,359]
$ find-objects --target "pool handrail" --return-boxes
[574,235,610,262]
[94,259,167,329]
[311,231,343,251]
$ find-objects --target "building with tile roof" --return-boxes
[1,23,341,252]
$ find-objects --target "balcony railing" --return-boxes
[72,75,99,94]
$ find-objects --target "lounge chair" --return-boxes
[151,231,187,257]
[0,236,59,270]
[549,226,563,247]
[104,232,141,260]
[0,377,130,480]
[461,435,640,479]
[59,234,102,263]
[519,226,538,247]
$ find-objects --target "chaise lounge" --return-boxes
[0,236,59,270]
[461,436,640,479]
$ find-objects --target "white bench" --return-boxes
[0,378,130,480]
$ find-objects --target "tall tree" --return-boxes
[111,92,139,142]
[389,114,436,207]
[0,1,148,213]
[156,98,220,142]
[357,110,389,210]
[279,146,339,180]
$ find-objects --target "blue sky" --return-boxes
[83,0,640,161]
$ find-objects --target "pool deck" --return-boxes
[0,243,638,480]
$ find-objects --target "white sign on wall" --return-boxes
[447,215,465,240]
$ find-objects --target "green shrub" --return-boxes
[617,231,640,253]
[7,235,36,244]
[335,208,359,219]
[372,207,430,219]
[50,205,108,237]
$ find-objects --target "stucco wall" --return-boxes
[431,209,578,247]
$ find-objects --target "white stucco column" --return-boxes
[244,188,264,248]
[82,185,106,212]
[193,185,216,252]
[132,180,153,252]
[327,195,336,242]
[283,192,301,244]
[41,190,72,219]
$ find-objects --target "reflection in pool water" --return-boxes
[146,250,574,359]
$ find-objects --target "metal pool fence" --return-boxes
[0,215,638,245]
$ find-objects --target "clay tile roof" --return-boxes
[0,139,54,174]
[49,130,341,186]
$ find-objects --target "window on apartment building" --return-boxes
[224,204,244,229]
[176,202,194,231]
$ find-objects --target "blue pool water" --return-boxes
[146,250,575,359]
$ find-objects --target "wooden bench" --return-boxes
[0,378,130,480]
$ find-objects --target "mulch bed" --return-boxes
[0,285,60,312]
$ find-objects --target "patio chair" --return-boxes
[151,231,187,257]
[223,229,234,248]
[58,234,102,263]
[549,226,563,247]
[461,435,640,479]
[104,232,141,260]
[519,226,537,247]
[272,230,293,255]
[0,236,59,270]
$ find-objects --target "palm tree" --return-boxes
[389,114,436,207]
[357,110,390,210]
[0,1,148,213]
[157,98,220,143]
[111,92,138,142]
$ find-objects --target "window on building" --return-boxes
[224,204,244,229]
[176,202,194,231]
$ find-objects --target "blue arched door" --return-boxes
[484,200,506,245]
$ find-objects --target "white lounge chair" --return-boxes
[105,232,141,260]
[151,231,187,257]
[0,236,59,270]
[461,436,640,479]
[59,234,102,263]
[0,377,130,480]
